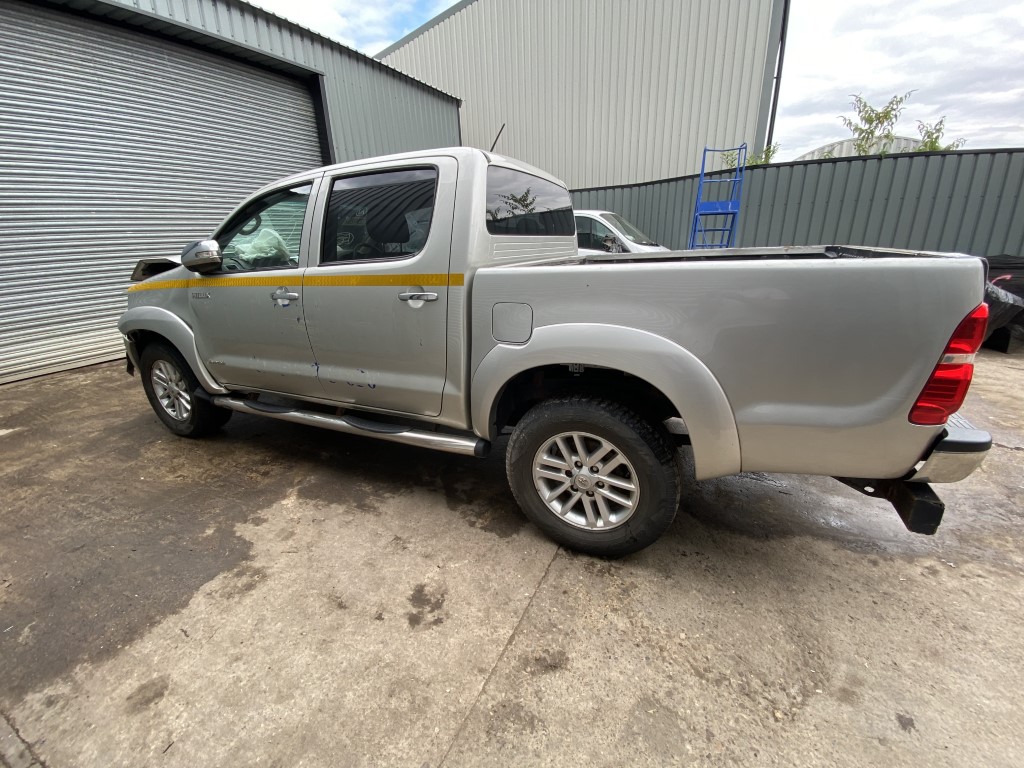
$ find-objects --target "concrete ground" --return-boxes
[1,350,1022,768]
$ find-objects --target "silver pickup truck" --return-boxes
[119,147,991,556]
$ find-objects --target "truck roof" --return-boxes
[259,146,569,195]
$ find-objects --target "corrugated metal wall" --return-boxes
[381,0,784,188]
[1,0,325,384]
[1,0,461,384]
[74,0,463,162]
[571,150,1024,258]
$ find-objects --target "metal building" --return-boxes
[0,0,460,385]
[380,0,789,188]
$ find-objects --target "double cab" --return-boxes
[120,147,991,556]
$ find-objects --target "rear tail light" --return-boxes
[909,303,988,425]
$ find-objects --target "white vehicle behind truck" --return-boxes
[119,147,991,557]
[574,209,670,257]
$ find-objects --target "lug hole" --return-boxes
[574,461,583,468]
[586,491,594,496]
[589,466,598,473]
[596,481,605,488]
[565,470,573,477]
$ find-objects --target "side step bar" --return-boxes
[211,396,490,458]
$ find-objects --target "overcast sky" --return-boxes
[252,0,1024,161]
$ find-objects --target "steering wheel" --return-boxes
[219,253,248,271]
[238,214,262,237]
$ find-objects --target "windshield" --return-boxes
[602,212,658,245]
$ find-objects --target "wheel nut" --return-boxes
[574,461,583,468]
[590,466,598,473]
[586,491,594,496]
[565,470,573,477]
[597,482,605,488]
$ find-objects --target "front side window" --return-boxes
[321,168,438,263]
[575,215,617,251]
[486,166,574,236]
[216,183,312,271]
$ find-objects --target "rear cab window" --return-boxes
[485,166,574,236]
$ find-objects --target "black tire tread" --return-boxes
[139,342,231,438]
[506,395,681,557]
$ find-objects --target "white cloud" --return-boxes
[246,0,1024,160]
[774,0,1024,159]
[247,0,431,55]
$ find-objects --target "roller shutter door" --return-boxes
[0,0,324,384]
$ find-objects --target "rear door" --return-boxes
[302,158,458,416]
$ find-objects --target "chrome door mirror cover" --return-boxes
[181,240,222,273]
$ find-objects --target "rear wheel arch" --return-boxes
[488,363,679,439]
[472,324,741,480]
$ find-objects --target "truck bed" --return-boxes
[572,244,979,264]
[470,244,986,480]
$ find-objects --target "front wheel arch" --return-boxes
[119,305,229,395]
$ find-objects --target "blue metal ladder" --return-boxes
[688,144,747,249]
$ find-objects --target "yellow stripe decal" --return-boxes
[304,273,462,287]
[129,273,465,292]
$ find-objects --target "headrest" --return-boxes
[365,208,410,244]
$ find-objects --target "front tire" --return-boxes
[506,396,681,557]
[140,342,231,437]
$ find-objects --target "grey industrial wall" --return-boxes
[381,0,786,188]
[79,0,462,161]
[572,149,1024,258]
[1,0,461,384]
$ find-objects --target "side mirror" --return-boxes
[181,240,222,274]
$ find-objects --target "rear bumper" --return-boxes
[907,413,991,484]
[833,414,990,536]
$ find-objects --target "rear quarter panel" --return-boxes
[471,255,985,479]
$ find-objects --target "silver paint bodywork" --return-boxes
[119,147,987,484]
[470,252,984,480]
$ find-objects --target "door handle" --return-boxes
[270,287,299,307]
[398,292,438,302]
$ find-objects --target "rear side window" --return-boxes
[486,166,574,236]
[321,168,437,263]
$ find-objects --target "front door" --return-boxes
[302,158,457,416]
[190,179,324,397]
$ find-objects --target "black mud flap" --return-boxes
[835,477,945,535]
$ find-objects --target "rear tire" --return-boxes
[140,342,231,437]
[506,396,681,557]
